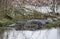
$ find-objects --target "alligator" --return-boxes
[8,19,50,30]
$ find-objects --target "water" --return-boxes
[2,28,60,39]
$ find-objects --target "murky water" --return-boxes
[1,28,60,39]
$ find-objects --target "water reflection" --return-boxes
[2,28,60,39]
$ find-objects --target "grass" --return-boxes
[0,8,60,29]
[45,20,60,29]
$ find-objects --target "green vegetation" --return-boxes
[45,20,60,29]
[0,7,60,29]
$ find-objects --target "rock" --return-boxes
[52,18,58,21]
[47,18,53,22]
